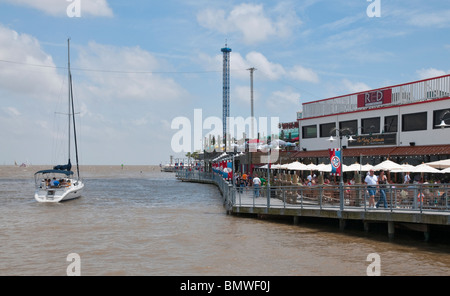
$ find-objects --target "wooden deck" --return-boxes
[177,172,450,241]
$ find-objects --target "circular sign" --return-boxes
[331,156,341,169]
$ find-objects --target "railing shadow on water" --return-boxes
[176,170,450,213]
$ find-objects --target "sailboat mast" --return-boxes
[67,38,80,179]
[67,38,71,163]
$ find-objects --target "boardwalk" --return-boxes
[177,171,450,241]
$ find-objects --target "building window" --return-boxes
[339,120,357,135]
[384,115,398,133]
[320,122,336,137]
[402,112,427,131]
[433,108,450,129]
[361,117,380,134]
[302,125,317,139]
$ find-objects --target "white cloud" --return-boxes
[416,68,448,80]
[407,10,450,28]
[0,25,63,101]
[288,65,319,83]
[266,89,301,120]
[233,84,259,106]
[271,90,300,105]
[76,42,186,102]
[341,79,371,93]
[197,3,301,44]
[245,52,286,80]
[4,0,113,17]
[199,50,319,83]
[2,106,21,117]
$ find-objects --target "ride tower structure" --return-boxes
[221,44,232,151]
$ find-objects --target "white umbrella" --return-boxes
[373,160,403,171]
[305,163,318,171]
[316,163,331,172]
[425,159,450,169]
[271,139,287,146]
[390,163,416,173]
[286,161,309,171]
[440,167,450,173]
[343,163,360,172]
[360,163,375,172]
[270,164,283,169]
[412,163,443,173]
[212,152,228,161]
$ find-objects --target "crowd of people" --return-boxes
[234,173,266,197]
[40,177,71,189]
[230,168,448,208]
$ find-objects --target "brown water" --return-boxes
[1,165,449,276]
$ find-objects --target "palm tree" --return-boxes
[185,152,192,166]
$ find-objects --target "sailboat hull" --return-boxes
[34,179,84,203]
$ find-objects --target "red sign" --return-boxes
[357,89,392,108]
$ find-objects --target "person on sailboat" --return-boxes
[51,178,60,188]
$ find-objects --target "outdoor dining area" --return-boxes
[252,159,450,210]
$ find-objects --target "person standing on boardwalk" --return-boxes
[376,170,388,208]
[253,175,262,198]
[239,175,246,193]
[365,169,378,208]
[404,172,411,184]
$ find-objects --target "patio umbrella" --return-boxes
[360,164,375,171]
[305,163,318,171]
[373,159,403,171]
[425,159,450,169]
[390,163,416,173]
[342,162,374,172]
[316,163,331,172]
[412,163,443,173]
[440,167,450,173]
[343,163,361,172]
[212,152,228,161]
[286,161,309,171]
[270,164,287,169]
[271,139,287,147]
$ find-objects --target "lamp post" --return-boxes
[327,127,355,210]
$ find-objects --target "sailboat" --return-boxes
[34,39,84,202]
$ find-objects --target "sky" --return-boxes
[0,0,449,165]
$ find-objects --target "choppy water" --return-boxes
[1,165,449,276]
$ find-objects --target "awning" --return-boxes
[34,169,74,176]
[292,144,450,158]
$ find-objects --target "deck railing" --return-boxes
[176,170,450,213]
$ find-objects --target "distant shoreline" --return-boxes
[0,164,165,179]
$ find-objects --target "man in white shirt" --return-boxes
[404,172,411,184]
[253,175,262,198]
[364,169,378,208]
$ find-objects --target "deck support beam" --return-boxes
[388,221,395,239]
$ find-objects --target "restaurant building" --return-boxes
[293,74,450,166]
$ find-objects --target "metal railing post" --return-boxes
[389,184,393,212]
